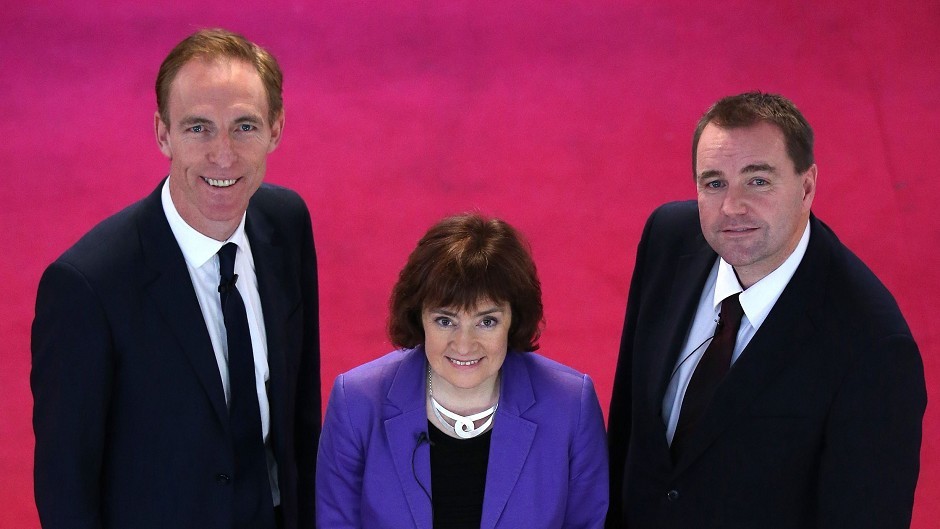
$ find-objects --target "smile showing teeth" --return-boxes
[204,177,237,187]
[449,358,481,367]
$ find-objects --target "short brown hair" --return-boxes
[692,91,814,176]
[156,28,283,125]
[388,213,543,352]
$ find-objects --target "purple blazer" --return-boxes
[316,347,608,528]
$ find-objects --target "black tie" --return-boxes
[218,243,275,529]
[672,293,744,459]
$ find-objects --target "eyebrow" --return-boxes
[234,114,263,124]
[741,163,776,174]
[179,115,212,126]
[178,114,263,126]
[432,307,504,317]
[697,163,777,181]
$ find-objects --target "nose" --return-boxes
[451,326,476,356]
[720,184,747,216]
[208,133,236,168]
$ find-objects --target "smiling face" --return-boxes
[696,121,816,288]
[423,299,511,408]
[155,58,284,241]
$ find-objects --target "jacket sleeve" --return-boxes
[294,200,321,529]
[565,374,610,529]
[605,208,657,529]
[817,333,926,528]
[316,374,365,528]
[31,260,112,529]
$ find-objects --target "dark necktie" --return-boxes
[218,243,275,529]
[672,293,744,460]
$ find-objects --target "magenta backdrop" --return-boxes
[2,1,938,527]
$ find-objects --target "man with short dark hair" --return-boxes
[31,28,320,529]
[607,92,926,528]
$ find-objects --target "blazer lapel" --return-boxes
[245,203,298,459]
[480,353,538,529]
[649,245,718,416]
[137,183,228,427]
[385,349,434,529]
[673,220,829,473]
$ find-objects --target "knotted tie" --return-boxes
[672,293,744,460]
[218,242,275,529]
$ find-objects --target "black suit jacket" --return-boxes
[607,201,926,529]
[31,181,321,529]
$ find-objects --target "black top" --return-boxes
[429,420,492,529]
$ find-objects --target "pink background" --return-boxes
[2,1,938,526]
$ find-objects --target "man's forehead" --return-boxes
[166,58,269,118]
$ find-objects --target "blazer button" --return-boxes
[215,473,231,484]
[666,489,680,501]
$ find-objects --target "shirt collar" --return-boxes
[714,221,811,329]
[161,178,248,268]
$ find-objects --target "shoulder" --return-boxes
[642,200,702,242]
[51,191,159,281]
[250,183,310,217]
[332,349,421,403]
[809,217,912,337]
[248,183,314,240]
[340,349,412,385]
[508,352,596,402]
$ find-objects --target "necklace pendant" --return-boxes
[428,364,498,439]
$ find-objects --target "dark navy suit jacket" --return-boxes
[607,201,926,529]
[31,181,321,529]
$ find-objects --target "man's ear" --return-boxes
[155,111,172,158]
[267,110,285,153]
[801,163,817,210]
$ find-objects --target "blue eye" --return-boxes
[239,123,255,132]
[190,124,204,133]
[752,178,768,186]
[706,180,723,189]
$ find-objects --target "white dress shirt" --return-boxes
[663,222,811,445]
[161,180,280,504]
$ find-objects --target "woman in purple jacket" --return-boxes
[316,213,608,529]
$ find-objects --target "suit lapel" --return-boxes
[480,353,537,529]
[385,349,434,529]
[649,245,718,418]
[137,182,229,427]
[245,202,298,460]
[673,219,829,473]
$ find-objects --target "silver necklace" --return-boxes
[427,366,498,439]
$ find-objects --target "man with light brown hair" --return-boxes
[32,28,320,529]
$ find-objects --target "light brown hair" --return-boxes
[156,28,283,125]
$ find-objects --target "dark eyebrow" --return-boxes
[697,169,722,181]
[697,163,776,182]
[431,307,504,317]
[741,163,776,174]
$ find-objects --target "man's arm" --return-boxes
[817,333,926,528]
[605,209,657,529]
[294,200,321,529]
[31,260,112,529]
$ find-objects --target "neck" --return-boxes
[428,372,499,416]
